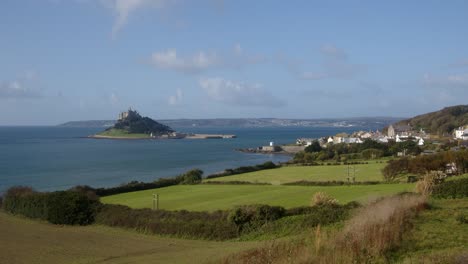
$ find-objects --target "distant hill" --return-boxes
[60,120,115,128]
[59,117,403,129]
[105,109,174,136]
[390,105,468,135]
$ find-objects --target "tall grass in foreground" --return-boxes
[222,194,428,264]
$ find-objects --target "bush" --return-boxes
[283,180,380,186]
[361,148,384,159]
[312,192,338,206]
[177,169,203,184]
[95,204,237,240]
[46,191,99,225]
[228,204,286,233]
[432,178,468,199]
[2,187,48,220]
[2,186,99,225]
[95,169,204,196]
[206,162,278,179]
[203,181,271,185]
[382,158,409,181]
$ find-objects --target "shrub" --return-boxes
[95,169,204,196]
[228,204,286,233]
[177,169,203,184]
[203,181,271,185]
[312,192,338,206]
[283,180,380,186]
[361,148,384,159]
[432,178,468,198]
[382,158,409,181]
[2,187,48,220]
[2,186,99,225]
[95,204,237,240]
[206,161,279,179]
[46,191,99,225]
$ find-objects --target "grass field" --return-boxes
[101,183,414,211]
[397,198,468,262]
[0,211,258,264]
[97,128,151,138]
[205,162,387,185]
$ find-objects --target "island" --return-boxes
[89,108,236,140]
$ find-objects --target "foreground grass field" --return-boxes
[101,183,414,211]
[0,211,258,264]
[397,198,468,262]
[205,162,387,185]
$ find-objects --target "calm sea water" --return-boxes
[0,126,374,192]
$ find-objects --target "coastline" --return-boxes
[88,133,237,140]
[87,135,152,140]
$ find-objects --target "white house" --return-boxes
[418,138,424,146]
[361,132,373,139]
[454,126,468,140]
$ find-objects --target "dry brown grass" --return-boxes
[414,171,444,196]
[311,192,338,206]
[222,194,428,264]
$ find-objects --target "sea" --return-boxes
[0,126,381,193]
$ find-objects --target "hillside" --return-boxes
[391,105,468,135]
[101,109,174,136]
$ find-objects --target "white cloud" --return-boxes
[148,45,268,73]
[102,0,171,37]
[168,88,183,105]
[199,77,285,107]
[0,73,42,99]
[150,49,219,73]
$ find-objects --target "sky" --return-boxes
[1,0,468,125]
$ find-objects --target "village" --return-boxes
[246,124,468,155]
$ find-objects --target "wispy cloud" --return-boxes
[101,0,172,38]
[168,88,183,105]
[199,77,285,107]
[148,45,267,73]
[149,49,220,73]
[0,72,43,99]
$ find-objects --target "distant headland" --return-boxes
[89,108,236,140]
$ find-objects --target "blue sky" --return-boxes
[1,0,467,125]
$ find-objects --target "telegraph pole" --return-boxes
[152,194,159,210]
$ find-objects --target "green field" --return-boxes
[205,162,387,185]
[397,198,468,262]
[0,211,258,264]
[97,128,151,138]
[101,183,414,211]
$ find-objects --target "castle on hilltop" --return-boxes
[118,108,136,120]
